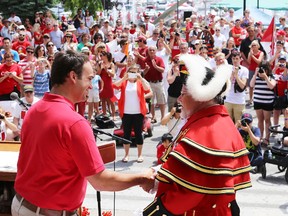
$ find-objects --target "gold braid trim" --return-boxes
[158,168,252,194]
[181,137,249,158]
[170,151,252,176]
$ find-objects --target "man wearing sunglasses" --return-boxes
[12,31,32,60]
[18,46,37,93]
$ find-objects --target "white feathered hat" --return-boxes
[180,54,231,102]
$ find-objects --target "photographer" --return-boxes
[272,55,288,128]
[236,113,263,173]
[161,102,182,138]
[113,64,151,163]
[0,107,18,141]
[224,51,248,123]
[250,60,276,145]
[166,56,184,111]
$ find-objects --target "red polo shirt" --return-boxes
[144,56,165,82]
[0,63,22,95]
[15,93,105,211]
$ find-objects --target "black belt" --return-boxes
[149,80,162,83]
[15,193,78,216]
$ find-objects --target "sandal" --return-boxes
[151,119,157,124]
[137,157,144,163]
[122,156,129,163]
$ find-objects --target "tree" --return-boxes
[0,0,54,22]
[62,0,103,16]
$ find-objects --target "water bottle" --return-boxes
[268,150,272,160]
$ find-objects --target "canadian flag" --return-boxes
[261,17,276,59]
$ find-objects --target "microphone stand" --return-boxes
[93,127,132,144]
[93,127,132,216]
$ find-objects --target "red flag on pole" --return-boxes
[261,17,275,57]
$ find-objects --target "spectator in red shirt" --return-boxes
[134,35,148,69]
[231,19,244,48]
[272,55,288,126]
[143,45,166,122]
[12,31,31,60]
[157,133,173,164]
[0,52,23,100]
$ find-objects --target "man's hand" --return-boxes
[140,168,156,193]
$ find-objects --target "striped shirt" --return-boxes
[33,70,50,97]
[18,58,36,85]
[253,76,275,104]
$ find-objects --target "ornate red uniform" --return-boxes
[145,105,251,216]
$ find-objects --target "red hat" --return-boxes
[136,35,146,42]
[277,30,286,36]
[255,21,262,25]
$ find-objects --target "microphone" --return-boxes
[10,92,29,111]
[92,127,132,144]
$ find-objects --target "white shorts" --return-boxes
[87,90,100,103]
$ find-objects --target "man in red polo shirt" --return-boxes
[134,35,148,69]
[143,45,166,123]
[12,50,154,216]
[0,52,23,101]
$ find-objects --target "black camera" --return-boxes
[241,119,250,127]
[175,31,180,36]
[279,63,286,68]
[258,67,265,74]
[175,104,182,113]
[0,114,4,120]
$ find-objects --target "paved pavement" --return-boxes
[82,100,288,216]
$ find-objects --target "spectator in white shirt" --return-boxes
[213,27,226,49]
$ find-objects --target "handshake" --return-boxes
[140,166,159,194]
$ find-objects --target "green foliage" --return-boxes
[63,0,103,16]
[0,0,55,21]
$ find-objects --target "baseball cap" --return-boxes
[277,30,286,36]
[104,19,109,23]
[81,47,90,53]
[18,25,25,30]
[255,21,262,25]
[241,113,253,123]
[136,35,146,42]
[279,55,287,60]
[24,85,34,93]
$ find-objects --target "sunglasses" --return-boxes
[19,34,25,37]
[48,58,54,61]
[27,51,34,54]
[48,44,54,47]
[43,36,50,39]
[65,36,72,38]
[138,40,143,42]
[216,30,220,32]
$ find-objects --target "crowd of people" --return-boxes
[6,6,288,215]
[0,6,288,175]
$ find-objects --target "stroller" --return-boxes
[262,125,288,183]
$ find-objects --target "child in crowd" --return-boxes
[87,72,104,123]
[157,133,173,164]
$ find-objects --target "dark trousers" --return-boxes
[122,113,144,144]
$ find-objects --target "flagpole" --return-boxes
[243,0,246,11]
